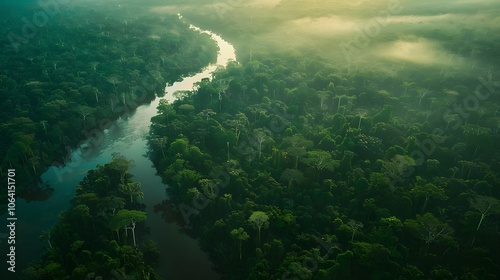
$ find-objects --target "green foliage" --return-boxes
[11,1,500,279]
[110,210,147,232]
[0,4,217,208]
[23,159,158,279]
[249,211,270,247]
[145,42,500,279]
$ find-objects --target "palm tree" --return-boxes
[119,182,144,202]
[356,110,367,129]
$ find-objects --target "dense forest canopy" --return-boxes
[147,53,500,278]
[0,1,217,206]
[145,0,500,279]
[21,154,160,279]
[0,0,499,279]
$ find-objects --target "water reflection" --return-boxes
[0,21,235,279]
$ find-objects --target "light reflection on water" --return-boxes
[0,21,235,279]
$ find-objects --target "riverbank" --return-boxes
[1,10,234,279]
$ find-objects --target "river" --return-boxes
[0,21,235,279]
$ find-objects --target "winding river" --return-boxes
[1,21,235,279]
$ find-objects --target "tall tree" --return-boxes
[469,195,500,246]
[109,209,146,244]
[301,150,340,179]
[283,135,313,169]
[77,105,96,127]
[248,211,269,247]
[252,128,271,159]
[405,213,454,256]
[230,228,250,260]
[119,182,144,203]
[411,178,448,214]
[347,219,364,242]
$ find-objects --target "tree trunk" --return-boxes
[131,222,137,247]
[421,196,429,214]
[476,214,486,231]
[471,213,487,247]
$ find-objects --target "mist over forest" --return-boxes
[154,0,499,68]
[1,0,499,279]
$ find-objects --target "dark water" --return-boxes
[0,18,235,279]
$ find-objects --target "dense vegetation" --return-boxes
[148,53,500,279]
[22,154,160,280]
[3,0,500,279]
[0,4,217,205]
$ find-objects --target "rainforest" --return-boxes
[1,0,499,279]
